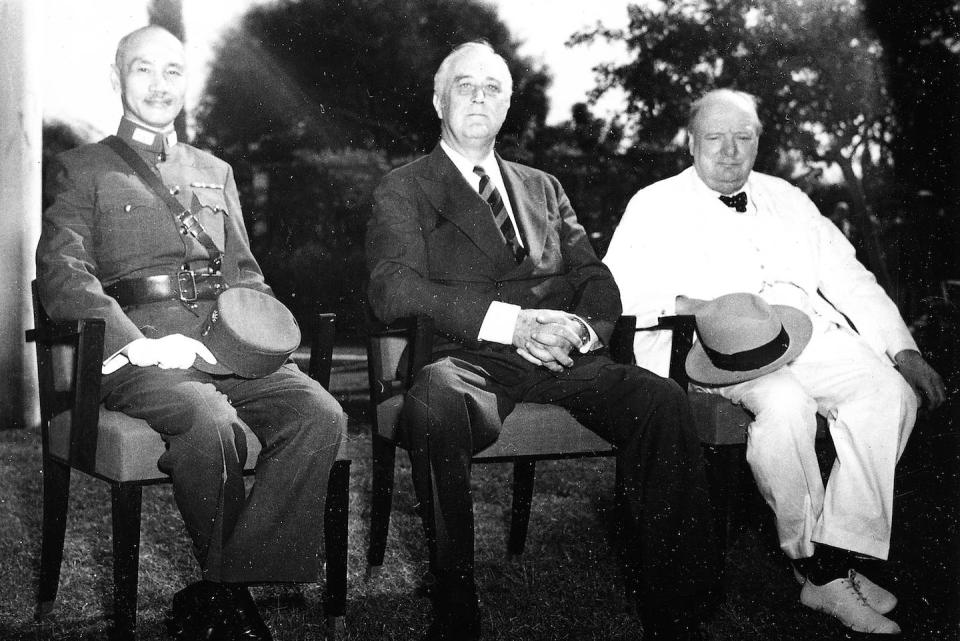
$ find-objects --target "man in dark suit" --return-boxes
[37,26,344,641]
[366,41,721,641]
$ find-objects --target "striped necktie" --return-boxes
[473,165,526,263]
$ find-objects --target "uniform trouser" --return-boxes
[402,348,721,612]
[101,362,345,583]
[699,322,917,560]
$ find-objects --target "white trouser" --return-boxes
[699,322,918,560]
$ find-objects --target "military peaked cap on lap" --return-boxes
[191,287,301,378]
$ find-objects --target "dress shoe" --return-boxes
[848,571,898,615]
[227,585,273,641]
[167,581,233,641]
[422,604,481,641]
[800,575,901,634]
[793,567,898,615]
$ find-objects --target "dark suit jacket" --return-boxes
[37,134,270,359]
[366,144,621,353]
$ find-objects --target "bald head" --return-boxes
[111,26,187,130]
[688,89,761,137]
[687,89,762,194]
[115,26,182,70]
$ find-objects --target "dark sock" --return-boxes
[804,544,853,585]
[850,552,883,577]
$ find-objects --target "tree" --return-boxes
[193,0,550,334]
[863,1,960,203]
[572,0,896,289]
[148,0,187,140]
[195,0,548,158]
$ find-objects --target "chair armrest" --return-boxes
[28,316,106,474]
[307,312,337,389]
[365,315,436,405]
[608,316,637,365]
[25,318,89,344]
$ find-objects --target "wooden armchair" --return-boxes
[639,314,827,546]
[364,315,637,575]
[27,283,351,640]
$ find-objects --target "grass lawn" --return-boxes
[0,361,957,640]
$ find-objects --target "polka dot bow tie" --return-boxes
[719,192,748,212]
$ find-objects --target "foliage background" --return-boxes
[43,0,960,334]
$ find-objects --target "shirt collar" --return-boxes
[687,166,755,212]
[440,140,499,186]
[116,117,178,154]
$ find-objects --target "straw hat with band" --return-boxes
[685,292,813,386]
[191,286,301,379]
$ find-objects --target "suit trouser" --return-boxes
[699,322,917,560]
[101,362,345,583]
[402,347,721,612]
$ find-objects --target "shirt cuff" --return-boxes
[572,315,600,353]
[478,301,521,345]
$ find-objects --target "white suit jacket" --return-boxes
[603,167,917,377]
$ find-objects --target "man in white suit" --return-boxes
[604,89,945,635]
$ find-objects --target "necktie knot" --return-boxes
[719,192,748,212]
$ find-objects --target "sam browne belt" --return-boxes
[104,270,227,307]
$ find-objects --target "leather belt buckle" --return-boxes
[177,270,198,302]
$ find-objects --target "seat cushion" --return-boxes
[48,408,262,483]
[688,392,827,446]
[474,403,615,460]
[377,398,615,460]
[688,392,753,445]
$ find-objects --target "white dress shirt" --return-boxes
[603,166,916,376]
[440,142,597,351]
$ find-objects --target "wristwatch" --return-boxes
[572,316,592,347]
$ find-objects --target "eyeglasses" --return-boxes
[453,80,506,98]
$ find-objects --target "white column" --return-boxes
[0,0,42,428]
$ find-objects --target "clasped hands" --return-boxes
[513,309,589,373]
[126,334,217,370]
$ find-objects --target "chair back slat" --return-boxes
[373,336,407,389]
[308,313,336,388]
[51,344,77,392]
[29,281,104,473]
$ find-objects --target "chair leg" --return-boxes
[366,436,396,574]
[36,457,71,619]
[324,458,350,637]
[507,460,536,559]
[702,444,741,554]
[110,483,142,641]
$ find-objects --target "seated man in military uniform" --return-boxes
[36,25,345,641]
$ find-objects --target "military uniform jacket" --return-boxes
[37,119,270,359]
[366,144,621,352]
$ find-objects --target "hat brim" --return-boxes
[685,305,813,386]
[191,355,233,376]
